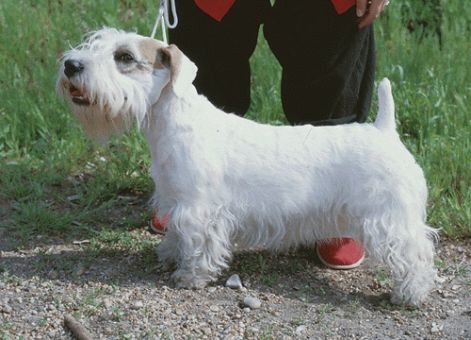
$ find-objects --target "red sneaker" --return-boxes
[149,209,169,235]
[316,238,365,269]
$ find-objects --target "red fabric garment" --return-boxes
[331,0,356,14]
[193,0,356,21]
[194,0,237,21]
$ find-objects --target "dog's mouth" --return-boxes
[69,84,91,106]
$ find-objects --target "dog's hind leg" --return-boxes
[362,218,437,306]
[388,224,437,306]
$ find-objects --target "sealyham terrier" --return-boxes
[57,28,437,306]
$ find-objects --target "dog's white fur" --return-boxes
[58,28,437,306]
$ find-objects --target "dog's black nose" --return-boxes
[64,59,84,78]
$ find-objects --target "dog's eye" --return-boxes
[114,51,135,63]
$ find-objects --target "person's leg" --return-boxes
[150,0,270,235]
[264,0,375,125]
[264,0,374,268]
[169,0,271,115]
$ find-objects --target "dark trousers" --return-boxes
[169,0,375,126]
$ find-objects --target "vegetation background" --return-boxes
[0,0,469,248]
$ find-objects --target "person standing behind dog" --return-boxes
[150,0,390,269]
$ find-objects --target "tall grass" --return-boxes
[0,0,469,238]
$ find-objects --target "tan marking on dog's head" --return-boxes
[157,44,197,97]
[138,38,167,69]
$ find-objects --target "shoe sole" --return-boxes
[316,245,365,270]
[148,222,166,235]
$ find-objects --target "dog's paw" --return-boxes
[390,290,423,307]
[172,270,210,290]
[156,260,175,272]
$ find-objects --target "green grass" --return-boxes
[0,0,470,246]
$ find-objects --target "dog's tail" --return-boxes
[374,78,396,131]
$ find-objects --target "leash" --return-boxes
[150,0,178,43]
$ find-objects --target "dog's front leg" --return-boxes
[155,230,180,270]
[158,211,233,289]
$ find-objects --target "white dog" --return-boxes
[57,28,437,306]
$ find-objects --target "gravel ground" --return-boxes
[1,231,470,339]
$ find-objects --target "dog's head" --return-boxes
[57,28,197,142]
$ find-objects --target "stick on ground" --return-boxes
[64,314,93,340]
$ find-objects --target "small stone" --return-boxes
[132,301,144,309]
[210,305,220,312]
[2,305,12,314]
[248,327,259,334]
[226,274,243,290]
[243,296,261,309]
[103,299,112,309]
[67,194,81,202]
[207,287,217,293]
[439,290,453,298]
[47,270,59,279]
[296,325,307,336]
[431,322,443,333]
[75,265,85,276]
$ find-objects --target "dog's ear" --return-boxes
[158,44,197,97]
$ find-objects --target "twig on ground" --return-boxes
[64,314,93,340]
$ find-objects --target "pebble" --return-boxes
[48,271,59,280]
[243,296,261,309]
[431,322,443,333]
[296,325,307,336]
[74,265,85,276]
[2,305,12,314]
[225,274,243,290]
[132,301,144,309]
[103,298,112,309]
[210,305,220,312]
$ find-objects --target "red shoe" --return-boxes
[149,209,169,235]
[316,238,365,269]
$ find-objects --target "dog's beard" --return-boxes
[60,68,170,142]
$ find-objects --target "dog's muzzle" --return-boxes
[64,59,84,78]
[63,59,91,106]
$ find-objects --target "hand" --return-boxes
[356,0,390,29]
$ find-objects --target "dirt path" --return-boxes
[1,232,470,339]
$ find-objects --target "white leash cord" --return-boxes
[150,0,178,43]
